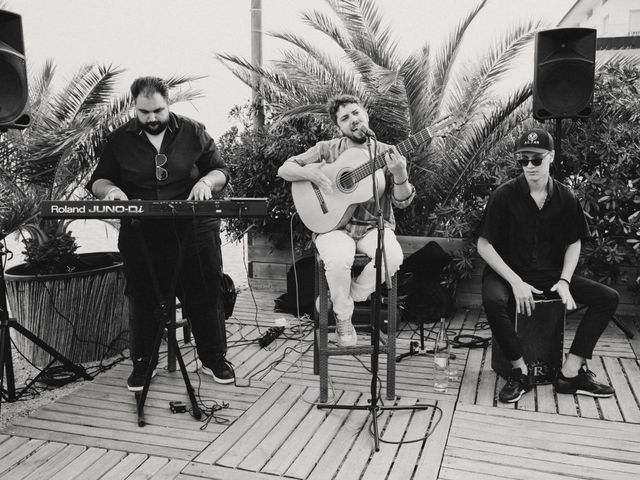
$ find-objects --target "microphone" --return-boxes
[358,125,376,138]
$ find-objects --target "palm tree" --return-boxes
[215,0,544,234]
[0,61,202,241]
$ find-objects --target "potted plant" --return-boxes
[0,61,203,364]
[3,221,129,365]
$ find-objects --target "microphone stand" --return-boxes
[317,132,432,452]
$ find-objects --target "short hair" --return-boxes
[327,94,363,125]
[130,76,169,102]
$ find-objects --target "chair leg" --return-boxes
[386,274,397,400]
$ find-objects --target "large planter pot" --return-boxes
[4,252,129,366]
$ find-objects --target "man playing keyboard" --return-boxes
[88,76,234,391]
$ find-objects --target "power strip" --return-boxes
[259,326,285,348]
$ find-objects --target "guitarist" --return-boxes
[277,95,415,347]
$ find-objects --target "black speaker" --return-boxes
[0,10,30,130]
[533,28,596,121]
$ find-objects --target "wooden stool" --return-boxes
[313,253,397,403]
[492,298,565,385]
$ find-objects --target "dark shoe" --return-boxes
[202,354,235,384]
[127,357,157,392]
[555,367,615,397]
[498,368,532,403]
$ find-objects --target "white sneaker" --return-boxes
[336,318,357,347]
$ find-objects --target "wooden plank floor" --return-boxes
[1,288,639,479]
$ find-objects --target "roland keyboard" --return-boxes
[41,198,268,219]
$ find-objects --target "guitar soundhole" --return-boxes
[337,170,355,192]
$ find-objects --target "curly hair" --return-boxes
[326,94,363,125]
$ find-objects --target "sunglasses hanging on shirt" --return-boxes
[155,153,168,181]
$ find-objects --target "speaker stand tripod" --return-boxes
[130,219,202,427]
[0,245,92,404]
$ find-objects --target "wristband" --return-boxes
[558,278,571,287]
[104,187,121,199]
[393,177,408,186]
[199,178,213,189]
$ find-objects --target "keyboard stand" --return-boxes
[131,219,202,427]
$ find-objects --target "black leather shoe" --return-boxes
[202,354,235,384]
[555,367,615,397]
[498,368,532,403]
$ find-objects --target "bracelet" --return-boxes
[558,278,571,286]
[393,177,408,186]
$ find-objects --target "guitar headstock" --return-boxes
[427,115,459,140]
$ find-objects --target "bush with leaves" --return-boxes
[561,62,640,287]
[218,105,336,250]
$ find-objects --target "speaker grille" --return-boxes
[536,59,594,118]
[533,28,596,121]
[0,50,27,123]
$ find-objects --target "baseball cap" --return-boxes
[514,129,554,154]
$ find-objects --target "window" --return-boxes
[630,10,640,35]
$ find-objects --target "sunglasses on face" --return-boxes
[515,152,548,167]
[155,153,168,181]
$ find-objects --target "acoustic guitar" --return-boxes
[292,120,454,233]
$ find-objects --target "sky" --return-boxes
[4,0,576,138]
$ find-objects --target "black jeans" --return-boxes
[118,218,226,366]
[482,269,619,361]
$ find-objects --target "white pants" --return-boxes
[315,228,404,322]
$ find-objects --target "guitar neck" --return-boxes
[351,128,432,184]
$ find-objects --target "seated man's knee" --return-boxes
[483,293,510,315]
[322,254,354,274]
[604,284,620,310]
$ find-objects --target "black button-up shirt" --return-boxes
[478,174,589,278]
[88,112,228,201]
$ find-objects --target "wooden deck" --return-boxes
[1,289,639,479]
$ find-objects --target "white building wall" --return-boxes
[562,0,640,37]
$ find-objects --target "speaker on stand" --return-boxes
[532,28,596,179]
[0,10,30,131]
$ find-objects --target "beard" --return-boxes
[142,118,169,135]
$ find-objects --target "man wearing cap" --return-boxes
[477,128,619,403]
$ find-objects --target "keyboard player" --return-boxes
[88,76,235,391]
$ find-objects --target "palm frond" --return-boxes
[48,64,123,123]
[439,86,533,203]
[401,45,439,131]
[300,9,352,51]
[325,0,401,69]
[430,0,487,118]
[445,20,541,126]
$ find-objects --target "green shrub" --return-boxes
[218,105,336,250]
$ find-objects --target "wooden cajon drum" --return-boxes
[492,298,565,385]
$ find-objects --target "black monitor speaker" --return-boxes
[533,28,596,121]
[0,10,30,130]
